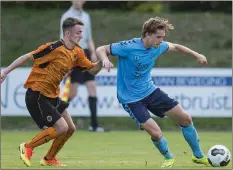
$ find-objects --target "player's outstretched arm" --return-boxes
[166,42,208,65]
[88,60,102,75]
[1,53,33,83]
[96,45,114,72]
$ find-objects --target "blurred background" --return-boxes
[1,1,232,131]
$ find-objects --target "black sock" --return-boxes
[88,96,98,129]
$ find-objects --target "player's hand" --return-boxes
[1,70,7,83]
[196,54,208,65]
[102,59,114,72]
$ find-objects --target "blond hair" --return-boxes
[141,17,174,37]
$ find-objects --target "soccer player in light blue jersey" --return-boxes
[96,17,209,168]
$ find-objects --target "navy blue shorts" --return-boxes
[122,88,178,128]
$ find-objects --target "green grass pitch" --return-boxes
[1,130,232,169]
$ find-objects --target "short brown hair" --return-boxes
[141,17,174,37]
[62,17,84,31]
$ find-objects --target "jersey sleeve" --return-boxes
[29,42,55,64]
[110,40,132,58]
[74,48,94,72]
[159,41,169,54]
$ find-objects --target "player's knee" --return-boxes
[60,123,69,135]
[67,124,76,136]
[142,118,162,140]
[87,83,96,90]
[180,113,192,126]
[86,82,97,95]
[54,120,69,136]
[61,123,69,135]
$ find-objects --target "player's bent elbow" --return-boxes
[88,61,102,75]
[88,70,96,75]
[88,67,101,75]
[88,70,98,75]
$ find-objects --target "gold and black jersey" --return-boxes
[24,40,94,98]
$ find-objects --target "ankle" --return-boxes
[165,157,174,160]
[194,155,204,159]
[25,142,33,149]
[44,156,53,160]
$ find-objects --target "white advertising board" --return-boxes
[1,68,232,117]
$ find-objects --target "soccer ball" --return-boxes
[207,145,231,167]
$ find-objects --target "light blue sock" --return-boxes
[181,124,204,158]
[152,136,174,159]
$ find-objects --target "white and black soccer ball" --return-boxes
[207,145,231,167]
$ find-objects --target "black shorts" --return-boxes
[122,88,179,129]
[25,88,69,129]
[70,49,95,84]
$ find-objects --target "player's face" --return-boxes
[69,25,83,45]
[150,29,166,47]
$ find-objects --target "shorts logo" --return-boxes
[47,116,52,122]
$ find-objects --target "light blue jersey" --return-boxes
[110,37,169,104]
